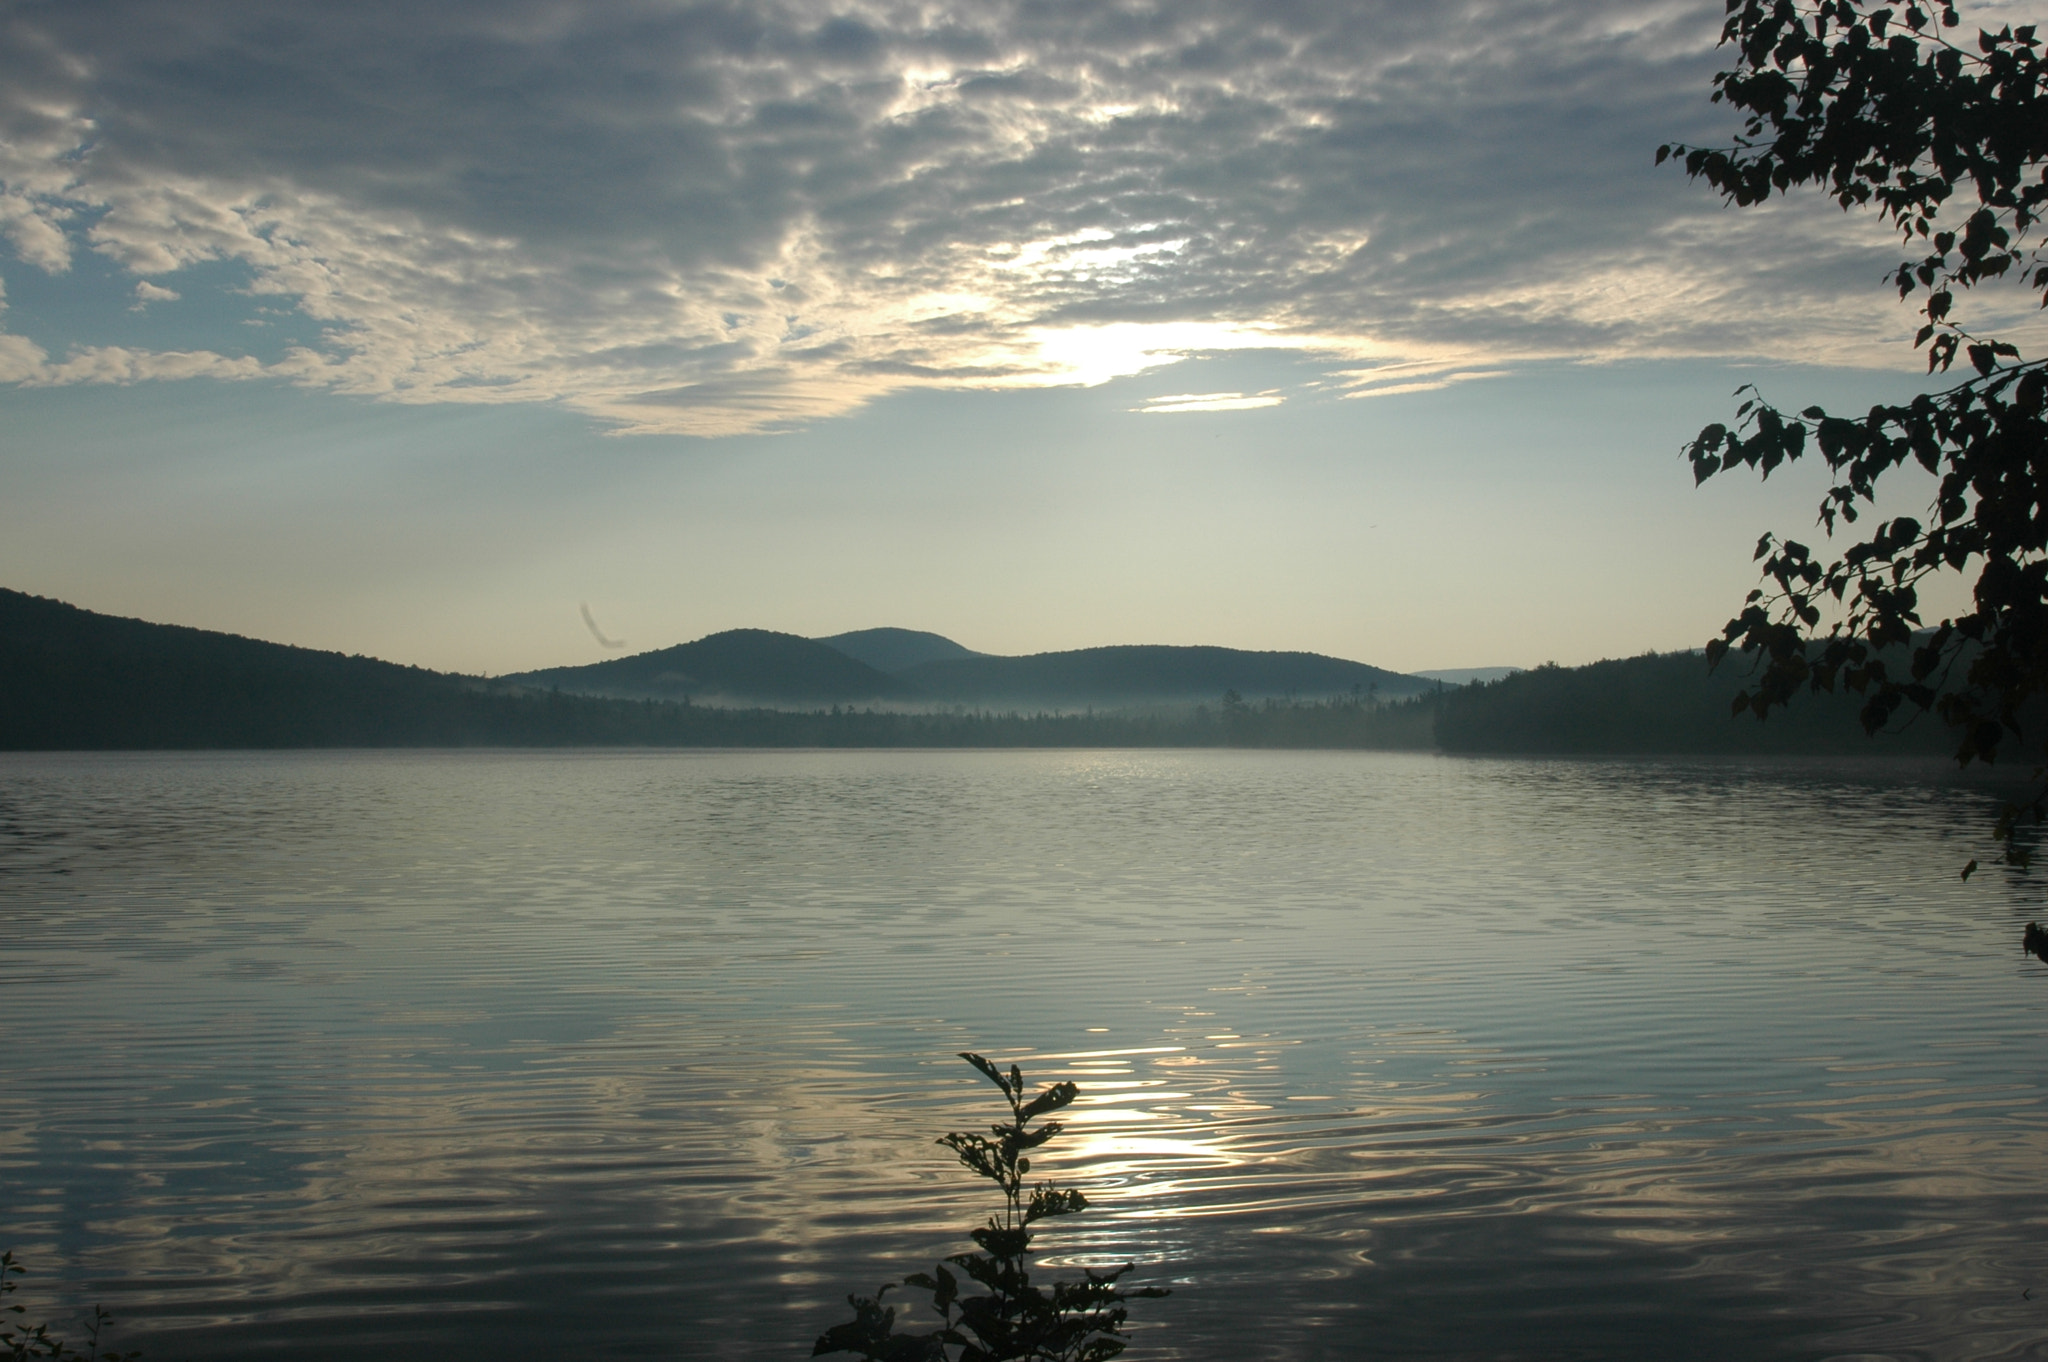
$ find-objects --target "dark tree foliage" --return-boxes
[813,1055,1166,1362]
[1660,0,2048,869]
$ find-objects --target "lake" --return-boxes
[3,748,2046,1360]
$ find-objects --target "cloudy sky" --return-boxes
[4,0,2039,675]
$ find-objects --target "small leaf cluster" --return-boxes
[1662,0,2048,874]
[812,1054,1167,1362]
[2,1254,139,1362]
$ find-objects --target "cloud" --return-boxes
[131,279,180,307]
[1331,361,1514,401]
[0,334,265,385]
[0,0,2021,435]
[1136,391,1283,414]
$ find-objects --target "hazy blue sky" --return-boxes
[5,0,2039,675]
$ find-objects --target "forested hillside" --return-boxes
[1434,651,1952,756]
[0,590,1969,757]
[0,590,1430,750]
[898,643,1433,706]
[504,629,916,704]
[817,627,984,672]
[0,588,517,748]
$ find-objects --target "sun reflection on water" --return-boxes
[4,749,2048,1360]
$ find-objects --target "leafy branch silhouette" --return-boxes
[812,1053,1167,1362]
[2,1252,139,1362]
[1659,2,2048,881]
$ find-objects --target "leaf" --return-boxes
[1019,1082,1079,1121]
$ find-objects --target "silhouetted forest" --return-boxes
[0,590,1440,750]
[508,628,917,705]
[0,590,1960,756]
[1435,650,1951,755]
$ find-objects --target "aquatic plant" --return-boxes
[1,1252,138,1361]
[812,1053,1167,1362]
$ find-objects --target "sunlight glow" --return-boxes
[1019,321,1295,388]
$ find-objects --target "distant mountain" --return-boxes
[517,631,1429,709]
[817,627,983,673]
[0,588,1963,756]
[503,628,917,704]
[0,589,1233,749]
[899,644,1435,707]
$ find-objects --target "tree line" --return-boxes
[2,631,1946,755]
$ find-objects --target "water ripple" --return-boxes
[3,750,2046,1360]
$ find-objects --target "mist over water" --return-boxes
[3,749,2046,1360]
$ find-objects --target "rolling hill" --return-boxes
[0,587,530,747]
[503,629,917,704]
[521,628,1434,710]
[816,627,984,673]
[0,591,1172,748]
[892,643,1435,707]
[0,589,1974,757]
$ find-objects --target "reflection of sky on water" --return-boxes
[3,750,2047,1359]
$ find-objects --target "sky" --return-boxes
[4,0,2043,676]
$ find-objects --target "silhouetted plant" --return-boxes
[812,1053,1167,1362]
[2,1253,139,1362]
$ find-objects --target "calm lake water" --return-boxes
[3,749,2047,1361]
